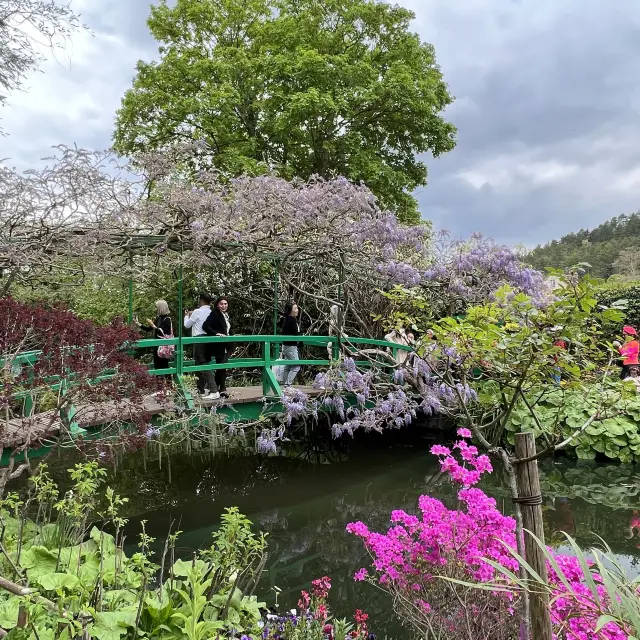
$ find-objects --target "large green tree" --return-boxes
[113,0,456,224]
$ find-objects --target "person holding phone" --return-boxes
[135,300,173,371]
[185,293,218,399]
[614,326,640,379]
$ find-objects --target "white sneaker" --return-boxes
[206,392,220,400]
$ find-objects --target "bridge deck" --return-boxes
[3,385,320,449]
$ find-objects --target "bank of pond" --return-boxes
[9,425,639,639]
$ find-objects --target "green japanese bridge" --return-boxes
[3,333,412,464]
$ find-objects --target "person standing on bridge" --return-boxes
[184,293,218,399]
[202,296,232,398]
[136,300,173,371]
[384,326,415,366]
[281,302,302,386]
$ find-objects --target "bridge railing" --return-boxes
[2,335,413,419]
[135,335,412,397]
[134,334,412,400]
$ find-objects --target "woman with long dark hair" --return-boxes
[202,296,232,398]
[281,301,302,386]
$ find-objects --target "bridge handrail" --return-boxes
[134,334,413,349]
[3,334,413,417]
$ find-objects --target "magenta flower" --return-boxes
[346,436,628,640]
[354,568,368,582]
[430,444,451,456]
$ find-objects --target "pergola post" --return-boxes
[127,251,134,325]
[334,260,345,360]
[272,259,279,360]
[176,262,184,377]
[272,259,279,335]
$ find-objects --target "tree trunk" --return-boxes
[514,432,553,640]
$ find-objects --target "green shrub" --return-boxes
[504,382,640,463]
[597,281,640,334]
[0,464,268,639]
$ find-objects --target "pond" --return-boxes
[40,427,640,638]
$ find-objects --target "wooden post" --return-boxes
[514,432,553,640]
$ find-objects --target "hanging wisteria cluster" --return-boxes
[265,357,421,439]
[421,232,552,312]
[0,143,552,339]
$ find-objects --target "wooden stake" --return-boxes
[514,432,553,640]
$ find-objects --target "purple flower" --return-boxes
[257,430,277,454]
[145,427,160,440]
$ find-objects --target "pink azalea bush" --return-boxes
[347,429,630,640]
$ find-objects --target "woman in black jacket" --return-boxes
[281,302,302,386]
[202,296,231,397]
[136,299,173,371]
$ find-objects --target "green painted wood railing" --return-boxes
[134,334,412,395]
[3,334,413,425]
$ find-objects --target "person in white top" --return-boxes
[384,327,415,366]
[184,293,218,399]
[624,366,640,393]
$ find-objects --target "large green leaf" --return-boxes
[21,545,58,578]
[77,551,102,586]
[90,527,116,555]
[35,572,80,592]
[603,419,626,437]
[171,558,208,578]
[90,610,137,640]
[0,598,20,628]
[2,517,37,544]
[575,446,597,460]
[585,423,605,436]
[102,589,138,608]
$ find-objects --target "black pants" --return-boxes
[212,349,229,392]
[153,351,170,371]
[194,343,216,393]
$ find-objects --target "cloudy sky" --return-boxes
[2,0,640,247]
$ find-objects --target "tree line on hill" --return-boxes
[528,212,640,278]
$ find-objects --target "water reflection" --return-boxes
[38,439,640,636]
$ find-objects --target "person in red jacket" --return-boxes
[614,326,640,379]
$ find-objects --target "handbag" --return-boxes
[157,327,175,360]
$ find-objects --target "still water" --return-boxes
[44,429,640,637]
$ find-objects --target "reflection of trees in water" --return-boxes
[478,461,640,559]
[255,480,455,637]
[41,449,306,518]
[538,462,640,510]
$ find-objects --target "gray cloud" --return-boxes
[0,0,157,166]
[2,0,640,246]
[411,0,640,245]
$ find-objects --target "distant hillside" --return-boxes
[528,212,640,278]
